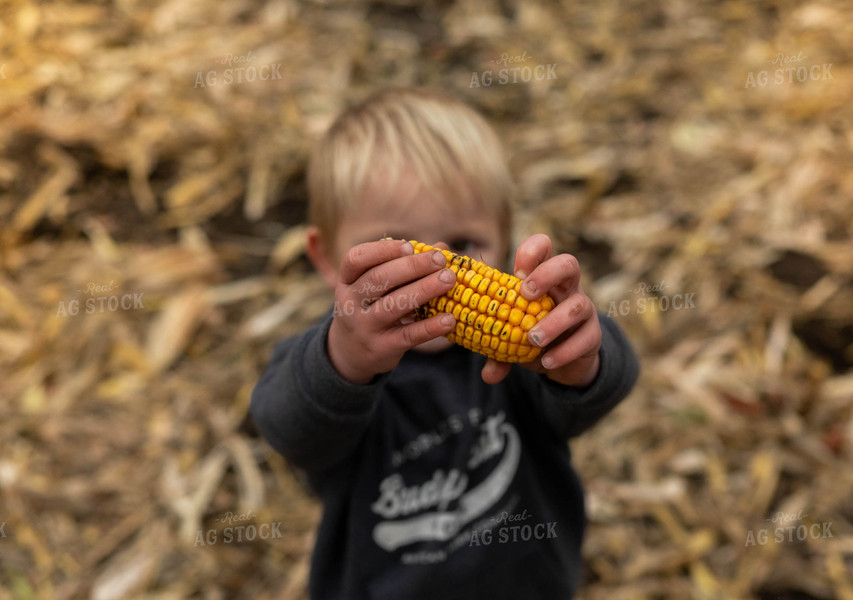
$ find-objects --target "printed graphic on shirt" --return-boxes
[370,410,520,562]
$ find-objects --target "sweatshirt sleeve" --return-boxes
[520,312,639,440]
[250,314,391,473]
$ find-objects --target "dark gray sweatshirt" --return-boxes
[251,312,639,600]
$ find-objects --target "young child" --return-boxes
[251,88,639,599]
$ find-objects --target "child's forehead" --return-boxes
[357,166,481,213]
[350,175,489,229]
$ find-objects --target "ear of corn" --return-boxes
[408,240,555,363]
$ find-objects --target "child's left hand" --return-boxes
[481,234,602,387]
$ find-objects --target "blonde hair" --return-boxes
[307,87,515,253]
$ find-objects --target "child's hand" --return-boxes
[481,234,602,387]
[327,239,457,384]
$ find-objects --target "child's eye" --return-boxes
[448,238,482,255]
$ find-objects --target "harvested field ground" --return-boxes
[0,1,851,599]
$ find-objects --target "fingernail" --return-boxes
[541,355,554,369]
[440,314,454,327]
[432,251,446,266]
[439,268,455,284]
[526,280,537,294]
[515,269,528,279]
[400,242,413,254]
[529,329,543,347]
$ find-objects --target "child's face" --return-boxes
[329,170,505,354]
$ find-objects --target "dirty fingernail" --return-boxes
[432,251,446,266]
[529,329,543,347]
[439,268,455,284]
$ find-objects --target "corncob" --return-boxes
[408,240,555,363]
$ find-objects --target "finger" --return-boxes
[339,240,414,285]
[513,234,553,280]
[355,248,448,303]
[431,241,450,251]
[388,312,456,350]
[366,266,456,324]
[521,253,581,302]
[527,292,594,348]
[481,358,511,385]
[538,314,601,370]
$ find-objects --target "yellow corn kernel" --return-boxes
[521,314,537,331]
[483,316,495,333]
[496,303,511,322]
[476,277,490,295]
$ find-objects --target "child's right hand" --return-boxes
[326,240,457,384]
